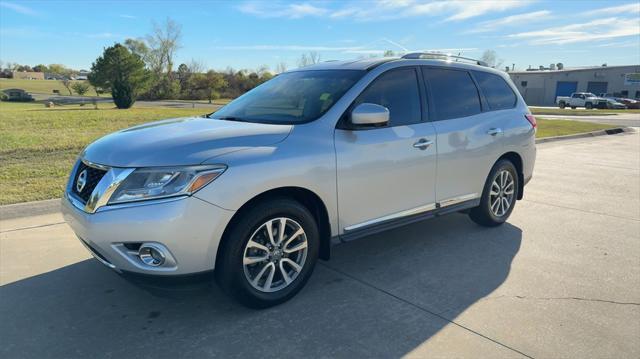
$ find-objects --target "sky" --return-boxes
[1,0,639,72]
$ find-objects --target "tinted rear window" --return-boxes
[422,68,481,121]
[473,71,517,110]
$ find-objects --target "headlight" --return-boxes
[108,165,226,204]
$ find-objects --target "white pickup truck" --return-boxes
[556,92,609,109]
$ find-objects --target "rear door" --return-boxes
[335,67,437,232]
[421,67,505,204]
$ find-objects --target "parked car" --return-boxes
[62,54,537,308]
[1,88,34,102]
[599,93,639,109]
[556,92,610,109]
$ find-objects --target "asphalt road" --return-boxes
[1,132,639,358]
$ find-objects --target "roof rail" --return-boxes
[401,52,488,67]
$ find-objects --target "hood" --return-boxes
[82,117,292,167]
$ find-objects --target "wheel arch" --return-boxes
[497,151,524,200]
[216,186,332,268]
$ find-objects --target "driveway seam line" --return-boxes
[0,222,66,234]
[319,263,535,359]
[522,199,640,222]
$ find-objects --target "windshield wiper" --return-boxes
[212,116,249,123]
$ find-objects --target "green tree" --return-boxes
[89,43,148,109]
[194,70,227,103]
[33,64,48,73]
[71,81,90,96]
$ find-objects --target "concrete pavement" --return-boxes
[1,132,639,358]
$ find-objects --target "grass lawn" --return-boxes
[530,107,640,116]
[536,118,615,138]
[0,102,620,205]
[0,78,106,96]
[0,102,208,204]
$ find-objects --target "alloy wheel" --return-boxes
[242,217,308,293]
[490,170,515,217]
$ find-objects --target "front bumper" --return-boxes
[62,194,235,276]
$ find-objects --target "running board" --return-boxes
[338,197,480,243]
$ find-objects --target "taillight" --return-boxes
[525,114,537,128]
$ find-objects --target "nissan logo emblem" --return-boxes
[76,169,88,193]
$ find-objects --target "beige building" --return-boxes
[12,71,45,80]
[508,65,640,106]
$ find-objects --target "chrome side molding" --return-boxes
[344,193,480,232]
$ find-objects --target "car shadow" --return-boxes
[0,213,521,358]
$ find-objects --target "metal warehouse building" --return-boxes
[508,65,640,106]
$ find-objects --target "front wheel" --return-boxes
[216,198,319,308]
[469,160,519,227]
[559,102,566,109]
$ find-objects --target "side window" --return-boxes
[353,68,422,127]
[472,71,517,110]
[422,68,481,121]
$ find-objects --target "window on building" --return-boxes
[473,71,518,110]
[422,68,481,121]
[635,91,640,99]
[621,90,629,97]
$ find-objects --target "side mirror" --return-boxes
[351,103,389,126]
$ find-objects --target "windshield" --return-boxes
[210,70,365,124]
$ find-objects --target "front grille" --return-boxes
[72,161,108,203]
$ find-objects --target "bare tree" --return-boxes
[187,59,205,74]
[383,50,395,57]
[297,51,321,68]
[481,50,503,69]
[60,78,73,95]
[146,18,182,76]
[276,62,287,74]
[256,65,270,77]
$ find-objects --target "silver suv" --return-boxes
[63,53,536,308]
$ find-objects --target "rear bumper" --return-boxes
[62,194,235,276]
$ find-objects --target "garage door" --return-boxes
[555,81,578,98]
[587,82,608,96]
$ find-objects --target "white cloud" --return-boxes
[581,2,640,16]
[119,14,137,19]
[0,1,38,16]
[470,10,552,33]
[508,17,640,45]
[238,0,533,22]
[85,32,124,39]
[237,1,328,19]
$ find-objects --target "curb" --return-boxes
[0,199,61,221]
[1,127,636,220]
[535,126,635,144]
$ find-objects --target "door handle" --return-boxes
[487,128,503,136]
[413,138,433,150]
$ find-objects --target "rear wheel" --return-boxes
[585,102,593,109]
[216,198,319,308]
[570,106,577,109]
[469,160,518,227]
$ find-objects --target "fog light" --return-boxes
[138,244,166,267]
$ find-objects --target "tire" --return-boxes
[559,102,566,109]
[469,160,519,227]
[215,198,319,308]
[585,102,593,109]
[570,106,576,109]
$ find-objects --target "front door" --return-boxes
[335,67,437,232]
